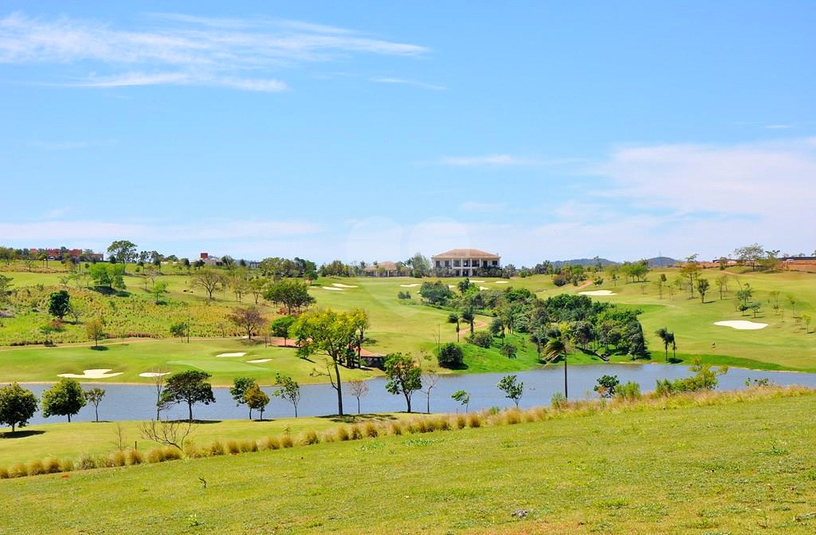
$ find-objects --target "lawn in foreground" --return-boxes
[1,393,814,534]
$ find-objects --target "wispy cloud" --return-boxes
[370,77,445,90]
[0,11,429,91]
[440,154,579,167]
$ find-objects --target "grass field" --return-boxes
[1,266,814,386]
[0,389,814,534]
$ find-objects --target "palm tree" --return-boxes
[447,312,461,342]
[460,308,475,334]
[656,327,671,361]
[543,339,569,399]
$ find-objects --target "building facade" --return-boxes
[432,249,501,277]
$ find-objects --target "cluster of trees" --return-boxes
[0,380,109,431]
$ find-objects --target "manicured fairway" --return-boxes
[0,391,814,534]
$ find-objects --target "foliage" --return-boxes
[437,342,465,369]
[270,315,296,344]
[384,353,422,413]
[497,374,524,408]
[451,389,470,411]
[615,381,642,401]
[190,268,225,300]
[89,263,126,290]
[273,373,301,417]
[500,342,517,359]
[42,378,87,422]
[226,306,266,340]
[0,383,38,432]
[467,330,493,349]
[229,377,257,418]
[593,374,620,398]
[243,384,270,420]
[160,371,215,421]
[656,361,728,395]
[419,281,454,305]
[85,317,106,347]
[106,240,137,267]
[264,279,315,315]
[48,290,71,319]
[83,387,106,422]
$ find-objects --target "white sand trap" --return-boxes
[448,285,457,289]
[579,290,618,296]
[400,283,420,288]
[332,283,358,288]
[470,280,485,283]
[495,280,509,284]
[322,286,345,291]
[247,358,271,364]
[714,320,768,330]
[479,286,489,290]
[216,352,247,358]
[59,369,122,379]
[139,372,169,378]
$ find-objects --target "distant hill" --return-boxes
[550,258,617,268]
[646,256,678,268]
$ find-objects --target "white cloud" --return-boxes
[370,77,445,90]
[0,12,428,90]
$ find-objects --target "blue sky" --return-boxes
[1,1,814,265]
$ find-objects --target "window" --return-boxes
[453,260,460,267]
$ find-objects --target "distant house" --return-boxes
[199,253,223,267]
[363,261,402,277]
[432,249,501,277]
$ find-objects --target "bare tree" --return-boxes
[420,369,440,414]
[347,379,369,414]
[149,367,168,420]
[139,419,197,451]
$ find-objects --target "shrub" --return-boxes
[504,409,522,425]
[437,343,465,368]
[349,425,363,440]
[434,417,451,431]
[44,458,61,474]
[336,426,350,441]
[127,449,144,465]
[163,447,182,461]
[280,434,294,448]
[551,392,567,410]
[28,460,46,476]
[9,462,28,478]
[108,451,127,467]
[467,331,493,349]
[467,413,483,428]
[183,443,203,458]
[0,467,8,479]
[455,414,467,429]
[77,454,98,470]
[260,436,280,450]
[363,422,378,438]
[615,381,642,401]
[226,440,241,454]
[59,459,74,472]
[147,448,166,464]
[389,421,404,435]
[208,441,225,456]
[300,430,319,446]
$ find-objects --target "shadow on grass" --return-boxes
[1,429,46,439]
[319,413,398,424]
[90,345,109,351]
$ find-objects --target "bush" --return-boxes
[44,458,61,474]
[615,381,642,401]
[147,448,166,463]
[108,451,126,467]
[127,449,144,465]
[468,331,493,349]
[0,467,8,479]
[226,440,241,455]
[397,291,412,300]
[9,462,28,478]
[467,413,483,428]
[349,425,363,440]
[260,436,280,450]
[437,343,465,368]
[336,426,350,441]
[59,459,75,472]
[280,434,294,448]
[551,392,567,409]
[163,447,182,461]
[239,439,258,453]
[28,460,46,476]
[364,422,378,438]
[208,441,225,456]
[389,421,404,435]
[455,414,467,429]
[300,430,320,445]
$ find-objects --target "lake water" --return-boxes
[16,364,816,424]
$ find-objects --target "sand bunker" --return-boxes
[322,287,345,291]
[247,358,271,364]
[714,320,768,330]
[332,283,358,288]
[470,280,485,283]
[495,281,508,284]
[139,372,169,378]
[448,285,457,289]
[216,352,247,358]
[579,290,617,296]
[400,283,420,288]
[59,369,122,379]
[479,286,489,290]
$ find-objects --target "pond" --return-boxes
[17,364,816,424]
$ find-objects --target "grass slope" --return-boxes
[0,392,814,534]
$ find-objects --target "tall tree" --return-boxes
[191,268,225,300]
[230,377,257,419]
[244,384,270,420]
[447,312,461,342]
[460,308,476,334]
[384,353,422,413]
[48,290,71,319]
[151,280,168,304]
[697,278,710,304]
[347,379,369,414]
[227,306,266,340]
[160,370,215,422]
[273,373,301,417]
[84,387,106,422]
[85,317,106,348]
[543,338,569,399]
[0,383,38,433]
[264,279,316,315]
[106,240,137,271]
[656,327,672,361]
[291,308,368,415]
[679,256,701,299]
[42,378,86,422]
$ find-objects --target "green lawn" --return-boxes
[0,390,814,534]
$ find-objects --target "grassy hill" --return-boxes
[0,389,814,534]
[0,266,814,386]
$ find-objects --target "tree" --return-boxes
[160,370,215,422]
[787,295,798,317]
[460,308,475,334]
[244,384,270,420]
[801,313,812,333]
[273,373,301,417]
[655,327,674,362]
[497,375,523,408]
[107,240,137,270]
[593,375,619,398]
[0,274,12,304]
[420,369,440,414]
[85,317,106,348]
[264,279,316,315]
[191,268,225,300]
[384,353,422,413]
[48,290,71,319]
[500,343,518,359]
[447,312,461,342]
[227,306,266,340]
[733,243,765,270]
[347,379,369,414]
[437,343,464,369]
[84,387,106,422]
[697,278,710,304]
[544,338,569,398]
[679,258,701,299]
[169,321,189,343]
[89,263,125,289]
[292,308,368,415]
[0,383,38,433]
[451,389,470,412]
[42,378,87,422]
[230,377,257,419]
[715,275,729,300]
[271,315,296,346]
[151,280,168,304]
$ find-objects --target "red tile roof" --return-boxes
[432,249,500,260]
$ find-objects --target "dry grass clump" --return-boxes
[127,449,144,465]
[363,422,379,438]
[300,430,320,446]
[59,459,75,472]
[260,436,280,451]
[226,440,241,455]
[349,425,363,440]
[162,447,182,461]
[27,460,47,476]
[467,413,483,428]
[336,426,350,441]
[44,458,61,473]
[207,441,225,456]
[9,462,28,478]
[239,439,257,453]
[146,448,166,464]
[0,467,8,479]
[389,421,404,435]
[108,451,127,467]
[280,434,294,448]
